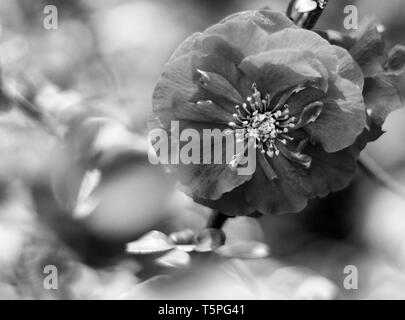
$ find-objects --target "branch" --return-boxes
[206,211,229,229]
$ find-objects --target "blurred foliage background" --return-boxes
[0,0,404,299]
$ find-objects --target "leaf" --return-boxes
[126,231,175,255]
[215,241,270,259]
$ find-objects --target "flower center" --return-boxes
[229,84,296,158]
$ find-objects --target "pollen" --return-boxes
[229,84,296,158]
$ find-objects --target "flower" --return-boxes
[317,16,404,141]
[150,10,374,216]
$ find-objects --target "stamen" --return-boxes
[228,122,238,128]
[242,103,251,114]
[228,138,253,170]
[228,83,316,169]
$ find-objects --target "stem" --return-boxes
[2,83,64,139]
[206,211,228,229]
[359,152,405,199]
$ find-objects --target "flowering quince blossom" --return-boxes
[149,10,402,216]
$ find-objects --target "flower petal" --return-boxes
[244,144,358,215]
[333,45,364,89]
[305,76,367,152]
[205,11,296,57]
[384,45,405,76]
[217,10,296,34]
[239,50,329,95]
[205,20,279,58]
[192,184,256,216]
[277,142,312,169]
[169,121,253,200]
[292,101,324,130]
[170,9,296,61]
[257,28,339,71]
[363,76,402,126]
[159,97,235,126]
[172,10,295,60]
[315,29,354,50]
[257,152,278,180]
[193,36,252,96]
[171,34,254,98]
[349,16,386,77]
[169,32,202,61]
[153,53,242,127]
[195,69,243,105]
[283,85,326,116]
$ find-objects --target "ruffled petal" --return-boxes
[193,36,252,96]
[244,144,358,215]
[153,52,242,127]
[318,17,388,79]
[169,31,202,61]
[277,142,312,169]
[157,96,235,126]
[305,76,367,152]
[217,10,296,34]
[195,69,243,105]
[171,10,296,61]
[167,121,253,200]
[292,101,323,130]
[239,49,329,95]
[205,20,278,58]
[385,45,405,76]
[348,16,386,77]
[177,162,251,200]
[257,28,339,71]
[191,184,256,216]
[363,76,402,126]
[315,29,354,50]
[283,85,326,116]
[333,45,364,89]
[205,11,296,57]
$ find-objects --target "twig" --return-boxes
[359,152,405,199]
